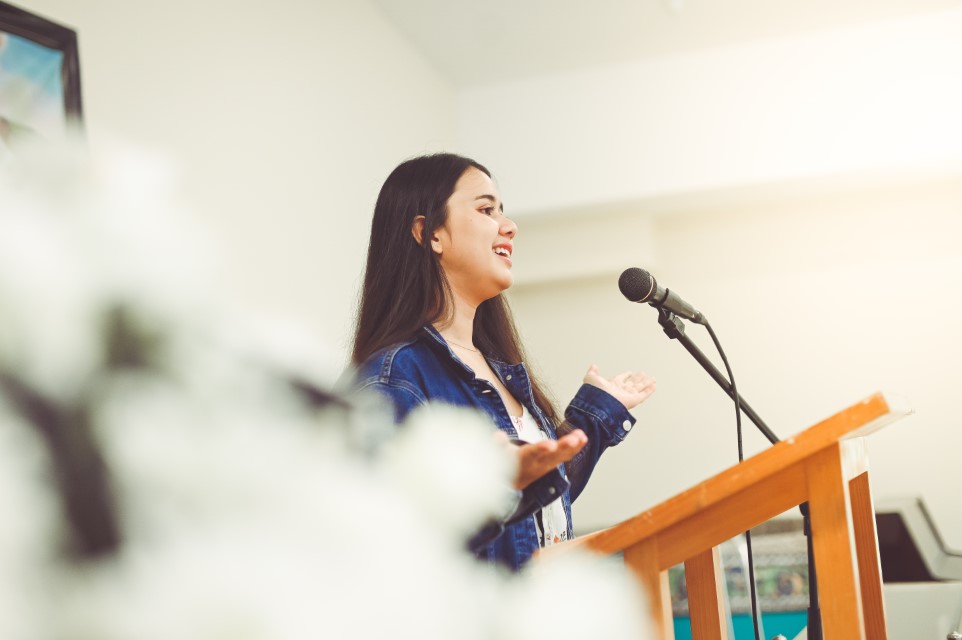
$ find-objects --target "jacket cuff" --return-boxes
[566,383,637,443]
[506,467,569,524]
[467,521,505,553]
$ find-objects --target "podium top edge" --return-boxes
[878,391,914,418]
[576,392,913,555]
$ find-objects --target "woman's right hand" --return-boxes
[511,429,587,490]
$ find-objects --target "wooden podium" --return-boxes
[540,392,911,640]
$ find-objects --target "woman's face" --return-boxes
[430,167,517,306]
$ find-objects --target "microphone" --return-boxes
[618,267,705,324]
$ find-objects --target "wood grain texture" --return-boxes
[850,469,888,639]
[806,443,865,639]
[685,546,728,640]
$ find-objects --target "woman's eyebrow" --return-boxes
[475,194,505,212]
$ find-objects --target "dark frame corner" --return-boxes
[0,0,82,120]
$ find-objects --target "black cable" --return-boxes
[704,320,763,640]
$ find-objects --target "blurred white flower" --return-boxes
[504,551,656,640]
[0,137,222,400]
[0,189,105,399]
[0,404,60,640]
[215,310,344,393]
[383,404,519,541]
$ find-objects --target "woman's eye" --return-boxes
[480,207,494,216]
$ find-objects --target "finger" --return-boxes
[514,432,589,488]
[516,450,563,488]
[583,364,600,382]
[612,371,632,385]
[630,374,655,390]
[625,384,657,407]
[530,434,584,464]
[543,439,584,466]
[631,379,656,395]
[521,440,558,464]
[558,429,587,449]
[550,440,586,466]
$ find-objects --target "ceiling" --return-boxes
[370,0,962,87]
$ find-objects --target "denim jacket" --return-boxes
[353,326,637,570]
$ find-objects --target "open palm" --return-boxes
[583,364,656,410]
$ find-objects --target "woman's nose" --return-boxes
[500,214,517,238]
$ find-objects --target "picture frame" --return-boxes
[0,0,82,152]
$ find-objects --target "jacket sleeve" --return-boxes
[561,383,636,502]
[355,378,427,424]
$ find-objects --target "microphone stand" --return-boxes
[656,308,822,640]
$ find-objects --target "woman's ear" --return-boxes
[411,215,426,244]
[411,216,443,255]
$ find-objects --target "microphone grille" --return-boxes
[618,267,656,302]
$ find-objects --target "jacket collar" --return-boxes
[420,325,529,395]
[420,325,475,380]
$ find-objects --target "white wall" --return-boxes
[459,8,962,214]
[23,0,456,365]
[479,9,962,547]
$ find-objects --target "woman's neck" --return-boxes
[435,294,478,346]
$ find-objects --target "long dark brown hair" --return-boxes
[351,153,559,425]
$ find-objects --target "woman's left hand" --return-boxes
[583,365,656,411]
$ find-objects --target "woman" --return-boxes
[351,153,655,570]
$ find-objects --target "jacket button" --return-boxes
[623,419,632,431]
[505,374,512,381]
[548,487,556,495]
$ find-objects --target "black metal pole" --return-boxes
[656,309,779,444]
[654,308,823,639]
[801,502,823,640]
